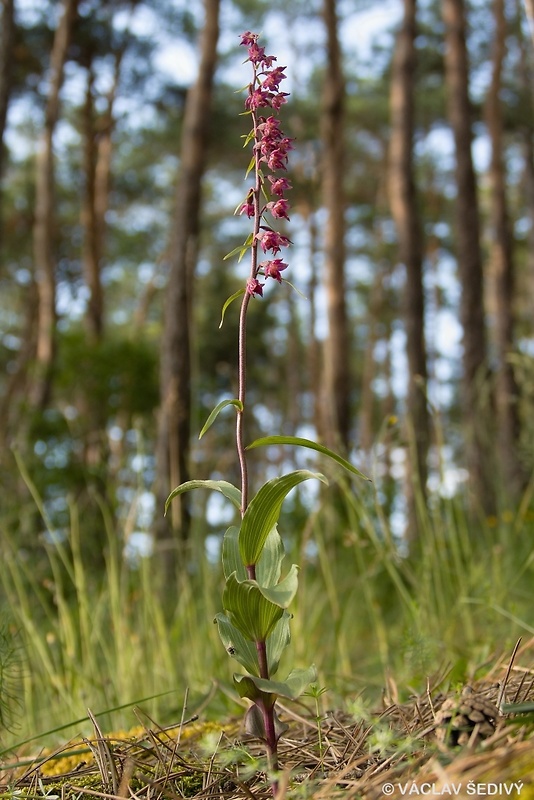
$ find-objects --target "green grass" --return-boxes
[0,463,533,755]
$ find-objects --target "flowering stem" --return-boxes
[236,85,263,518]
[237,292,251,515]
[234,32,293,793]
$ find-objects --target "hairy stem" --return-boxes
[236,70,262,518]
[236,55,280,796]
[237,291,251,514]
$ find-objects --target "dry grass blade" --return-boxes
[86,708,119,794]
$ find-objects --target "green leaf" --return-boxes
[282,279,308,299]
[258,564,299,608]
[165,480,241,516]
[219,611,291,677]
[222,526,247,581]
[244,704,289,743]
[222,233,253,263]
[239,470,327,566]
[256,526,285,588]
[222,524,285,586]
[223,572,284,642]
[234,665,317,702]
[199,398,243,439]
[233,674,265,703]
[245,153,256,178]
[218,289,245,329]
[242,129,255,148]
[246,435,370,481]
[266,612,291,676]
[502,701,534,714]
[214,613,259,676]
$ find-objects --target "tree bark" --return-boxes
[442,0,494,513]
[0,0,15,263]
[81,41,123,344]
[155,0,220,566]
[81,64,104,343]
[320,0,351,453]
[388,0,430,545]
[523,0,534,48]
[486,0,525,498]
[30,0,78,410]
[516,0,534,337]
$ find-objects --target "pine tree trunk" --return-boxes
[155,0,220,570]
[0,0,15,260]
[486,0,525,498]
[442,0,494,514]
[516,0,534,351]
[30,0,78,410]
[359,266,386,454]
[320,0,351,452]
[81,41,122,345]
[81,64,104,343]
[388,0,430,545]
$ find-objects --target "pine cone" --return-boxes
[434,687,500,746]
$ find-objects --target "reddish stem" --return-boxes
[237,59,279,796]
[236,64,262,518]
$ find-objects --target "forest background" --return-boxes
[1,0,534,748]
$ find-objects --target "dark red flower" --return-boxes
[240,31,258,46]
[245,88,271,110]
[266,198,290,220]
[246,278,264,296]
[239,201,255,218]
[268,176,292,196]
[247,42,266,64]
[256,229,291,254]
[261,67,287,91]
[261,53,277,68]
[271,92,289,110]
[261,259,288,283]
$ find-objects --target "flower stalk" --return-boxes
[235,32,291,518]
[235,31,294,785]
[165,30,366,797]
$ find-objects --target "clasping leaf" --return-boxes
[247,435,370,481]
[239,470,327,567]
[165,479,241,516]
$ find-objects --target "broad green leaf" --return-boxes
[246,436,370,481]
[223,572,284,642]
[222,524,284,585]
[233,674,265,703]
[234,665,317,702]
[266,612,291,676]
[222,526,247,582]
[218,289,245,329]
[165,480,241,516]
[239,470,327,566]
[199,398,243,439]
[218,611,291,676]
[256,525,285,587]
[258,564,299,608]
[214,613,259,676]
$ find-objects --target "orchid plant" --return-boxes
[166,32,366,789]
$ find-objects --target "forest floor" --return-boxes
[2,652,534,800]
